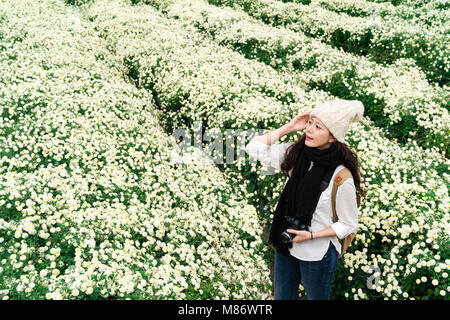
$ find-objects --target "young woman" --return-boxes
[245,99,366,300]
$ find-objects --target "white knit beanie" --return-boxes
[309,99,364,143]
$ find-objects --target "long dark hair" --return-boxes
[280,133,366,200]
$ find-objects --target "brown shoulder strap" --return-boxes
[331,168,353,223]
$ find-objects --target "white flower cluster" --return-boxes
[0,0,271,300]
[306,0,448,32]
[206,0,449,86]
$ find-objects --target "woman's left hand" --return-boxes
[286,229,312,243]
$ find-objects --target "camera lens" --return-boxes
[280,231,295,243]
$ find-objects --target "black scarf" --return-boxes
[268,142,343,254]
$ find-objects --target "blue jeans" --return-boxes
[274,241,338,300]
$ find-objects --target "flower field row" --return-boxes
[140,0,449,155]
[78,0,450,299]
[204,0,449,87]
[369,0,447,10]
[0,0,271,299]
[288,0,449,31]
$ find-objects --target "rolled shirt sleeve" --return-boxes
[330,177,359,239]
[245,136,294,171]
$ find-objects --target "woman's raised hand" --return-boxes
[287,110,312,132]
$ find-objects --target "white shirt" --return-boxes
[245,136,359,261]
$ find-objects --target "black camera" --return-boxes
[280,216,308,243]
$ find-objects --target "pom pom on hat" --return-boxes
[309,99,364,143]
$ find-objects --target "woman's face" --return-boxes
[305,116,336,150]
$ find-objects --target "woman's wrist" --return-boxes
[283,123,296,135]
[311,227,336,240]
[257,123,293,145]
